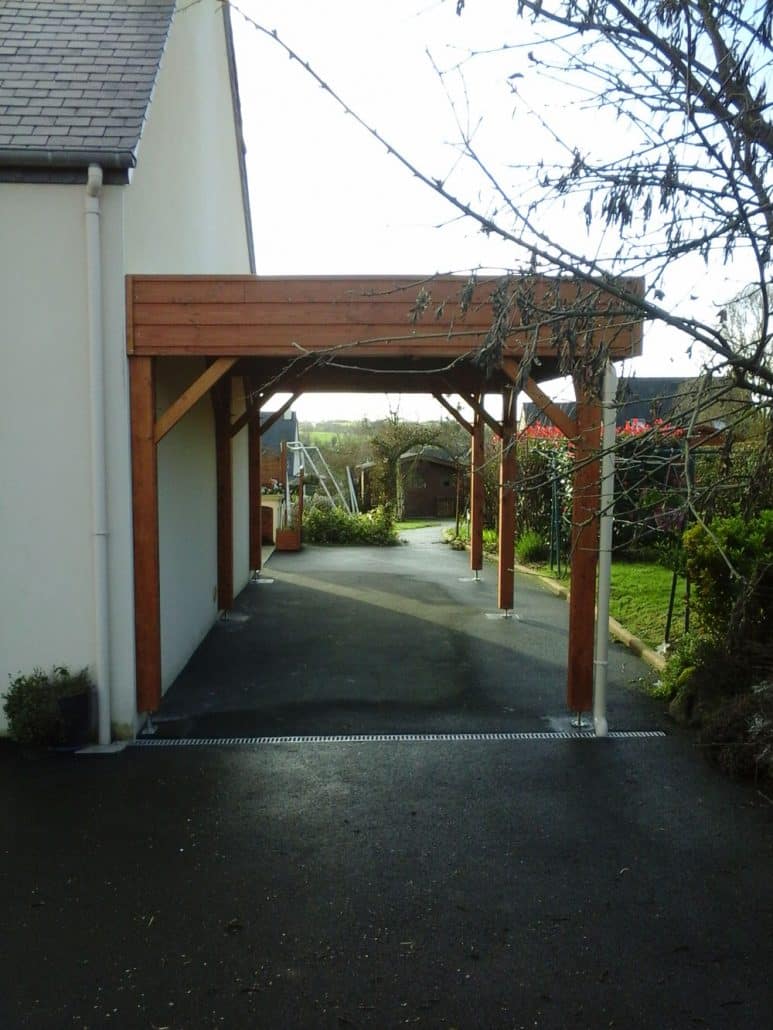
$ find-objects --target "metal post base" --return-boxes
[76,742,128,756]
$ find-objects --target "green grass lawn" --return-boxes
[527,559,686,651]
[395,519,438,531]
[608,562,686,650]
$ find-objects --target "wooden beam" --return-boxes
[229,384,279,438]
[497,387,517,610]
[464,393,503,438]
[230,404,252,439]
[154,357,238,444]
[522,375,578,440]
[247,377,262,572]
[259,393,300,436]
[470,404,485,573]
[127,273,645,361]
[212,378,234,611]
[129,356,161,713]
[566,383,602,713]
[433,393,474,434]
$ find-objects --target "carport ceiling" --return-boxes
[126,273,643,394]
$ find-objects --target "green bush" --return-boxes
[302,502,398,546]
[654,632,706,700]
[516,529,548,564]
[683,509,773,653]
[3,665,92,745]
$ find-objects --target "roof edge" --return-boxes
[0,148,135,171]
[222,3,256,274]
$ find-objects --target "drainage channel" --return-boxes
[132,730,666,748]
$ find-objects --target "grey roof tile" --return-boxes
[0,1,175,169]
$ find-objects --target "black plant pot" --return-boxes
[57,692,92,747]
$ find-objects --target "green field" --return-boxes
[304,431,338,446]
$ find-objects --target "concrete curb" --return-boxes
[468,542,667,674]
[515,563,667,673]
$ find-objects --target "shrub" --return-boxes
[3,665,93,746]
[302,501,398,546]
[516,529,548,564]
[683,509,773,659]
[662,635,747,725]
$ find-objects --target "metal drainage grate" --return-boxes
[132,730,666,748]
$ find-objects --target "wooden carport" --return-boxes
[126,274,643,718]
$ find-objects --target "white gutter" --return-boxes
[85,164,112,746]
[593,361,617,737]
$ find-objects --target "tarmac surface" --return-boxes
[3,526,773,1029]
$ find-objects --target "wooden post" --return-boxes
[497,387,517,611]
[567,383,602,713]
[247,379,262,572]
[212,376,234,611]
[470,404,484,573]
[129,356,161,713]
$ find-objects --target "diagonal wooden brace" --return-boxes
[154,357,238,444]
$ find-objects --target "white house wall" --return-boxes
[122,1,253,700]
[231,378,250,595]
[156,359,219,689]
[100,186,138,736]
[123,1,251,275]
[0,2,253,736]
[0,186,96,732]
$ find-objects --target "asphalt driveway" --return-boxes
[149,524,663,738]
[3,526,772,1029]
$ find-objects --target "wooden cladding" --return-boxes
[126,274,644,362]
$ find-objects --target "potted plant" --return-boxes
[3,665,94,747]
[274,482,304,551]
[274,516,302,551]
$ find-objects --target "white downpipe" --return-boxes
[593,361,617,737]
[85,164,112,746]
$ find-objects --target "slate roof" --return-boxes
[400,445,458,467]
[522,378,691,430]
[261,410,298,454]
[0,0,175,181]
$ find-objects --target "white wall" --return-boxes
[231,377,250,593]
[123,0,253,696]
[100,186,138,735]
[0,186,96,730]
[156,359,219,688]
[0,1,253,735]
[123,2,251,275]
[0,184,139,737]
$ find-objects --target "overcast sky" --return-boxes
[230,0,718,422]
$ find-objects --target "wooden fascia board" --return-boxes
[128,273,644,360]
[154,357,238,444]
[432,393,473,435]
